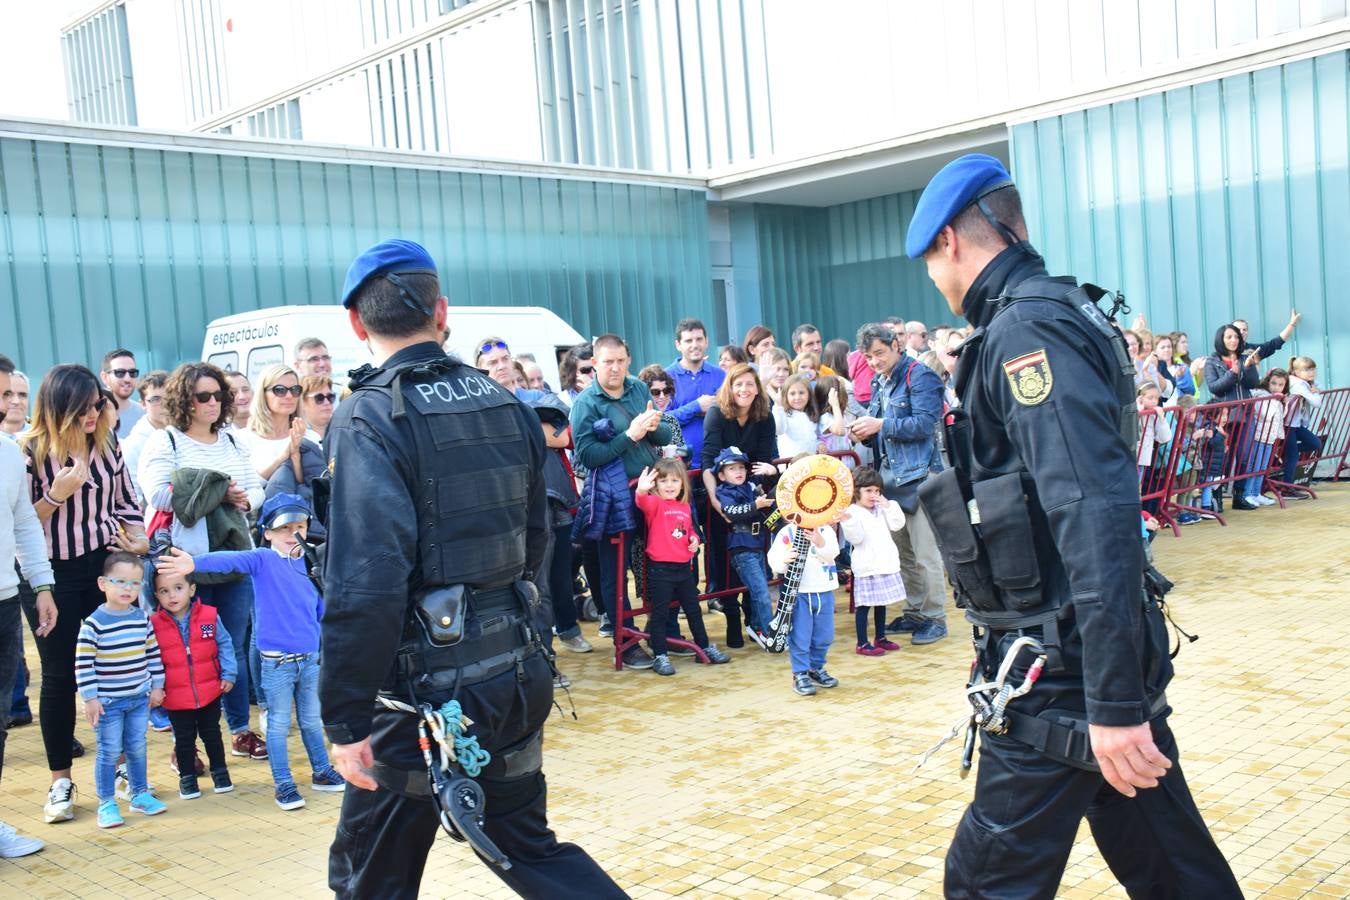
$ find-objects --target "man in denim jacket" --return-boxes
[848,324,948,645]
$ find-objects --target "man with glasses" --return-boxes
[120,371,171,505]
[293,338,334,378]
[904,321,930,358]
[1,371,28,437]
[475,336,543,401]
[100,348,145,439]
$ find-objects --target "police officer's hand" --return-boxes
[1088,722,1172,797]
[331,737,378,790]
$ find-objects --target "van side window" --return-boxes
[247,345,284,383]
[208,351,240,372]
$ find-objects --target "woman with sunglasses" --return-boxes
[299,374,337,445]
[237,365,307,482]
[558,343,594,407]
[138,362,268,763]
[18,365,147,824]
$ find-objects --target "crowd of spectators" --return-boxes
[0,301,1335,851]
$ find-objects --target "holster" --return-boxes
[413,585,468,646]
[918,469,996,611]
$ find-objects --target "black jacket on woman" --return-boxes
[700,405,777,474]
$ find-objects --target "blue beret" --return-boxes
[904,154,1014,259]
[340,238,438,309]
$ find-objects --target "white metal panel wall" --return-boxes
[750,0,1349,165]
[74,0,1350,172]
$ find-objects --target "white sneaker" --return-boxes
[0,822,44,858]
[558,634,593,653]
[43,778,75,824]
[1256,495,1276,506]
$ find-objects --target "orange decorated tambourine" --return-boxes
[774,454,854,528]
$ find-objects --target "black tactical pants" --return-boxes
[329,652,627,899]
[945,713,1242,899]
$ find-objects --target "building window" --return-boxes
[245,99,303,140]
[534,0,648,169]
[61,2,138,126]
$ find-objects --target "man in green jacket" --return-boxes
[568,333,672,668]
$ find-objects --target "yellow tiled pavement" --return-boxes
[1,486,1347,898]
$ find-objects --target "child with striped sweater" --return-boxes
[75,551,168,828]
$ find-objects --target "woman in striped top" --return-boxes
[19,364,147,823]
[137,362,267,760]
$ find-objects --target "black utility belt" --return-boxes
[398,614,531,674]
[730,522,761,535]
[1000,692,1169,773]
[393,641,539,695]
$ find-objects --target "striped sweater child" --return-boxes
[76,605,165,701]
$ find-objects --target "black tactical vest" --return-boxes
[932,277,1139,631]
[352,358,532,589]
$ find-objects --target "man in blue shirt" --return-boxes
[665,318,724,465]
[666,319,726,598]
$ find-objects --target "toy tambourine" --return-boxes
[775,455,854,528]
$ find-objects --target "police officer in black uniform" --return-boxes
[905,156,1242,898]
[321,239,627,899]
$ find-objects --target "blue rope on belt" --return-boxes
[436,699,491,778]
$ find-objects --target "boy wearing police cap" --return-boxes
[907,155,1239,897]
[318,239,625,898]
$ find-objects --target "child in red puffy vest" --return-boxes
[149,566,238,800]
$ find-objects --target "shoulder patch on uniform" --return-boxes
[1002,349,1054,406]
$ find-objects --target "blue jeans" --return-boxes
[93,691,150,801]
[199,577,255,733]
[1241,443,1274,497]
[259,653,330,788]
[730,551,772,633]
[1282,426,1321,483]
[788,591,834,674]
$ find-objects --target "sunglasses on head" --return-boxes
[308,392,337,404]
[270,384,303,398]
[193,390,226,404]
[479,341,509,355]
[108,368,139,379]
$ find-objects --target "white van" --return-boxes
[202,305,586,390]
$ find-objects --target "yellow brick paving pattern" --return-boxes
[1,486,1346,898]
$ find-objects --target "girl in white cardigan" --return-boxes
[839,466,906,656]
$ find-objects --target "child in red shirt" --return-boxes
[634,459,732,676]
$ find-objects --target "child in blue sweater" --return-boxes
[156,493,344,811]
[711,446,776,649]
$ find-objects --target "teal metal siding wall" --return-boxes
[1011,49,1350,387]
[750,192,950,349]
[0,134,711,378]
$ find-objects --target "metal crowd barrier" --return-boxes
[1134,386,1347,536]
